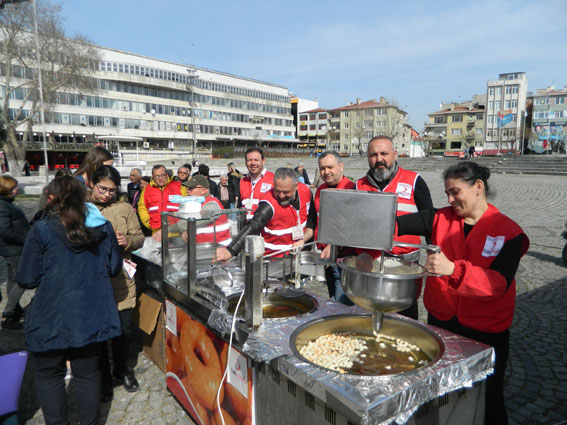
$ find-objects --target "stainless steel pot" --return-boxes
[338,256,427,331]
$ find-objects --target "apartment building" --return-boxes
[1,41,295,167]
[530,86,567,153]
[424,100,485,156]
[327,98,410,156]
[484,72,528,154]
[297,108,328,152]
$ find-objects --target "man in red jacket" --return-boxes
[304,151,354,304]
[137,164,187,241]
[355,136,433,319]
[238,147,274,220]
[216,167,314,261]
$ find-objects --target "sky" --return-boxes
[60,0,567,130]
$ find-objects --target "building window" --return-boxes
[511,100,517,108]
[475,128,483,134]
[452,115,463,122]
[450,142,462,149]
[434,117,444,123]
[309,124,316,130]
[299,125,307,131]
[299,114,308,120]
[343,111,349,118]
[495,87,502,95]
[488,101,494,111]
[477,114,483,120]
[343,122,349,129]
[494,101,501,110]
[451,128,462,135]
[309,114,316,120]
[319,113,327,119]
[556,97,565,105]
[488,115,493,124]
[488,88,494,96]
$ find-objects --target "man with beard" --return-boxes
[215,167,314,261]
[355,136,433,319]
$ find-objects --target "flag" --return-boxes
[497,113,514,127]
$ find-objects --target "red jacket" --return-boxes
[240,169,275,220]
[355,168,422,256]
[142,180,183,230]
[260,183,311,256]
[313,176,355,247]
[425,204,529,332]
[196,195,232,246]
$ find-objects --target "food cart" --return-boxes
[136,192,493,425]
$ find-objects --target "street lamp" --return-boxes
[186,69,199,165]
[31,0,49,183]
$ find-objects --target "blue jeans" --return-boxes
[325,265,353,306]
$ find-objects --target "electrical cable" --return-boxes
[215,288,245,425]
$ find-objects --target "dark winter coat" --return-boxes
[0,195,30,258]
[17,206,123,352]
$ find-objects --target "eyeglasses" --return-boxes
[153,173,168,179]
[95,184,117,195]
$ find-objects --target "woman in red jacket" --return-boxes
[397,161,529,425]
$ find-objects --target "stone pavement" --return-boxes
[1,169,566,424]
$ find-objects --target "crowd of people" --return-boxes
[1,139,529,425]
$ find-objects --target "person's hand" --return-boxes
[320,244,331,259]
[181,231,188,242]
[152,229,162,242]
[425,251,455,276]
[115,231,128,247]
[215,247,232,263]
[293,240,304,248]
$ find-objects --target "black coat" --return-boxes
[126,182,141,205]
[17,212,122,352]
[0,196,30,258]
[213,183,235,209]
[294,167,311,185]
[228,171,241,202]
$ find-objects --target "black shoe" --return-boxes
[118,373,139,393]
[2,304,24,320]
[100,390,113,404]
[1,316,22,330]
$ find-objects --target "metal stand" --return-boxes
[245,236,264,327]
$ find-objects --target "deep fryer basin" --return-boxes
[227,292,318,319]
[291,314,444,376]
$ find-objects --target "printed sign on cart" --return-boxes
[226,346,248,398]
[165,300,177,335]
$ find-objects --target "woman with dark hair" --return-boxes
[73,146,114,187]
[17,176,122,425]
[89,165,144,400]
[36,168,74,212]
[0,176,30,329]
[397,161,529,425]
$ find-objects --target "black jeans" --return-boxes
[100,308,135,392]
[32,342,102,425]
[428,314,510,425]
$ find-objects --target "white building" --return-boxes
[1,41,296,168]
[484,72,528,154]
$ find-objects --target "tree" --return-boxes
[0,0,100,175]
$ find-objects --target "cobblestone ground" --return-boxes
[1,170,566,424]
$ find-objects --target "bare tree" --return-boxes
[0,0,100,175]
